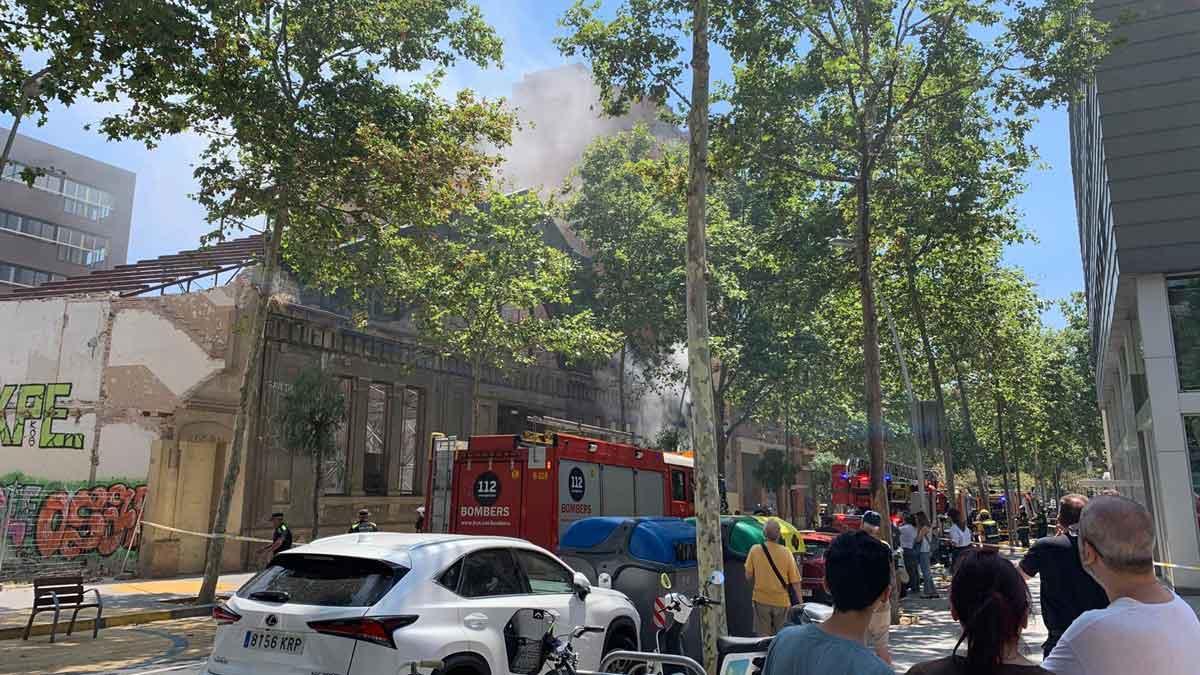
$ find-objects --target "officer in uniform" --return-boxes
[258,512,293,563]
[349,508,379,533]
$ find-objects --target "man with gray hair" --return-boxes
[745,518,802,635]
[1042,495,1200,675]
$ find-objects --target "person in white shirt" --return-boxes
[1042,495,1200,675]
[946,508,973,571]
[898,514,919,597]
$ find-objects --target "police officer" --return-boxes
[349,508,378,533]
[258,512,292,562]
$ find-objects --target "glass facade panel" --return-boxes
[1184,416,1200,547]
[398,387,421,494]
[2,162,115,222]
[1168,276,1200,391]
[363,383,390,495]
[323,378,353,495]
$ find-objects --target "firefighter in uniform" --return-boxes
[349,508,379,533]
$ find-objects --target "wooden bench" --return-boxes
[23,575,103,643]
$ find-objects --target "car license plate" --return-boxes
[244,630,305,655]
[801,588,813,597]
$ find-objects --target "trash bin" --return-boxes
[685,515,766,637]
[754,515,807,555]
[558,517,700,653]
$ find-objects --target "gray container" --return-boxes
[559,517,701,656]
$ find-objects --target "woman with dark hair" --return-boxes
[915,512,939,598]
[906,548,1046,674]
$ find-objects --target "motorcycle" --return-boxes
[636,569,832,675]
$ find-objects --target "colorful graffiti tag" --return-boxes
[0,476,147,579]
[0,382,86,449]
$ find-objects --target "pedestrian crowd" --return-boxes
[760,493,1200,675]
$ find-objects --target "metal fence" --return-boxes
[0,482,147,582]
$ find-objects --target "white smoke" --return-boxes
[630,346,690,447]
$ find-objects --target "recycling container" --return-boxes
[559,517,700,652]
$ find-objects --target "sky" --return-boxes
[3,0,1080,326]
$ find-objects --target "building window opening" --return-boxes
[363,382,390,495]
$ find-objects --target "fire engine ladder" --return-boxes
[846,457,936,484]
[526,415,639,444]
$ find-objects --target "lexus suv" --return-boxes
[202,533,640,675]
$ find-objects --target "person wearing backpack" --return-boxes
[745,518,803,635]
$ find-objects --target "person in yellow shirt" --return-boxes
[745,519,803,635]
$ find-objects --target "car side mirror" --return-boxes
[572,572,591,600]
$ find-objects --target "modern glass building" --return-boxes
[1071,0,1200,588]
[0,129,134,293]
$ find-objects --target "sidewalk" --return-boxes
[0,616,214,674]
[888,557,1200,672]
[0,573,254,640]
[890,569,1048,672]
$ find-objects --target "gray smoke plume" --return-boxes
[497,64,669,196]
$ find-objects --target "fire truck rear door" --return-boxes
[634,469,665,516]
[601,465,637,517]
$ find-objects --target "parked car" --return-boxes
[798,531,834,604]
[202,533,640,675]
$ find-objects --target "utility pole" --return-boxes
[684,2,727,673]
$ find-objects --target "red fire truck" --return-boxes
[424,417,696,551]
[831,458,947,519]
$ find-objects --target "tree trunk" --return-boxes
[1015,442,1023,502]
[197,211,286,605]
[685,3,727,671]
[996,394,1014,543]
[471,357,482,435]
[618,344,628,433]
[312,449,323,542]
[903,239,954,505]
[952,359,989,505]
[715,399,727,488]
[856,172,890,541]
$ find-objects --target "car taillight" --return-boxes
[307,616,418,649]
[212,603,242,625]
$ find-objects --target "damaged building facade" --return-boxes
[0,236,625,579]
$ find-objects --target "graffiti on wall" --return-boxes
[0,383,86,449]
[0,475,147,579]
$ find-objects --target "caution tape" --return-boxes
[1152,561,1200,572]
[969,541,1200,572]
[141,520,274,544]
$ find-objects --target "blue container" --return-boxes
[559,517,700,653]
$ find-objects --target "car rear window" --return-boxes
[239,554,407,607]
[803,540,831,559]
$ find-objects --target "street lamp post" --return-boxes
[1,68,50,178]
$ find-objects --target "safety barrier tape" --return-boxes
[141,520,274,544]
[970,541,1200,572]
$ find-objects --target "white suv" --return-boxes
[202,533,640,675]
